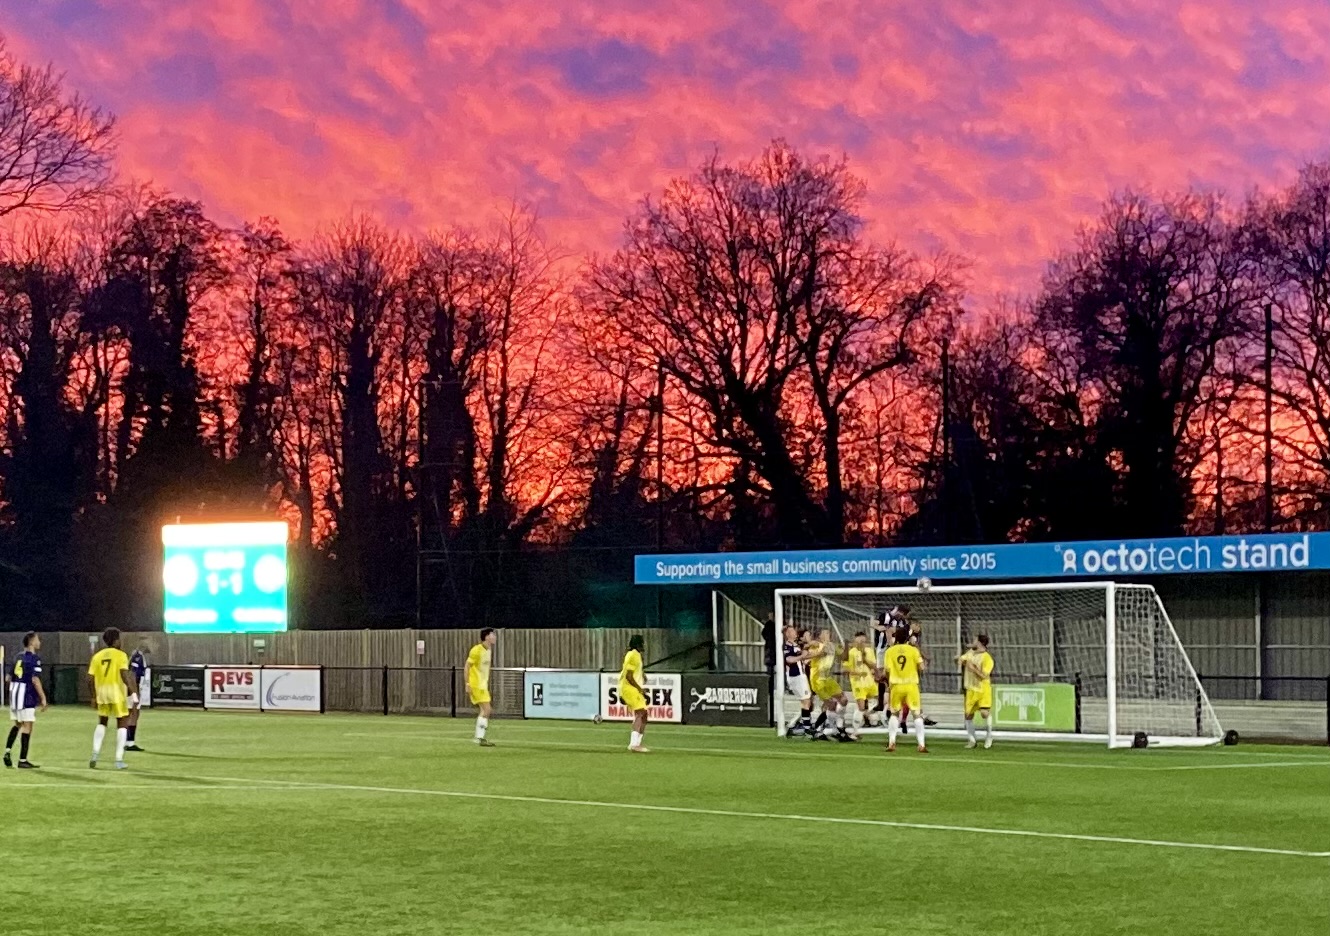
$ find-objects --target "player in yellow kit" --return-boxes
[958,634,995,749]
[466,628,497,747]
[619,634,649,753]
[807,628,848,740]
[87,628,138,770]
[845,631,876,737]
[884,626,927,753]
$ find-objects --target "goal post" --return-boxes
[773,582,1224,748]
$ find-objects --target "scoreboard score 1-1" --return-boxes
[162,522,289,633]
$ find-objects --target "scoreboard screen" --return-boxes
[162,522,289,633]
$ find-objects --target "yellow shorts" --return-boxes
[851,679,876,702]
[618,684,646,712]
[812,678,842,702]
[97,700,129,720]
[889,684,921,716]
[965,686,992,715]
[468,686,491,705]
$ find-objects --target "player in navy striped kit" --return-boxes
[5,632,47,769]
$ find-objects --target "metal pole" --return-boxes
[1264,302,1274,532]
[656,360,665,631]
[1105,583,1118,748]
[416,382,424,629]
[940,337,951,542]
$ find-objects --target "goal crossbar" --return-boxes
[773,582,1224,749]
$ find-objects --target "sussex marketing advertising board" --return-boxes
[600,673,682,723]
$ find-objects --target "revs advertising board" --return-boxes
[524,670,600,720]
[260,667,322,712]
[682,673,770,727]
[600,672,682,723]
[205,666,260,709]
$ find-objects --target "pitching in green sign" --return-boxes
[992,683,1076,732]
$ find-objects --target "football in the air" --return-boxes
[916,577,932,591]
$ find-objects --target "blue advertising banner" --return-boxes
[523,670,601,719]
[634,532,1330,585]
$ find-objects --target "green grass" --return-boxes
[7,708,1330,936]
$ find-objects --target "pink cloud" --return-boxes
[7,0,1330,301]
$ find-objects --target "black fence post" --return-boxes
[1194,686,1203,737]
[449,666,457,718]
[319,665,326,714]
[1325,674,1329,747]
[1074,672,1083,735]
[381,666,388,716]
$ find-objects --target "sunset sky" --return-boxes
[8,0,1330,301]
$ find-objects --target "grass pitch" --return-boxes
[8,708,1330,936]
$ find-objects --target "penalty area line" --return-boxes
[192,773,1330,860]
[341,732,1330,771]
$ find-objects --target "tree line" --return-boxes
[1,40,1328,630]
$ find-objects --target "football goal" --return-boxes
[774,582,1225,748]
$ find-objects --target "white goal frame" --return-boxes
[773,582,1224,749]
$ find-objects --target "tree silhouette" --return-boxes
[0,37,116,218]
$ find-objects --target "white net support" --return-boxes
[774,583,1223,748]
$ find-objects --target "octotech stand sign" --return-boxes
[600,673,682,723]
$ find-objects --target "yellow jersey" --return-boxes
[962,651,994,691]
[846,646,873,683]
[807,641,836,682]
[619,649,643,688]
[88,647,130,704]
[885,643,923,685]
[466,643,491,690]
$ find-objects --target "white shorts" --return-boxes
[785,673,811,699]
[8,684,36,722]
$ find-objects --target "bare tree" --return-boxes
[474,208,569,543]
[0,227,99,557]
[1034,191,1260,536]
[1247,161,1330,527]
[585,141,958,545]
[298,217,408,596]
[231,219,296,468]
[0,37,116,217]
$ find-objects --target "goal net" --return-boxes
[774,583,1224,748]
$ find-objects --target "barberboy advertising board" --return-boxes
[682,673,770,727]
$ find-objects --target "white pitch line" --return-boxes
[170,772,1330,859]
[340,732,1330,771]
[3,782,307,792]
